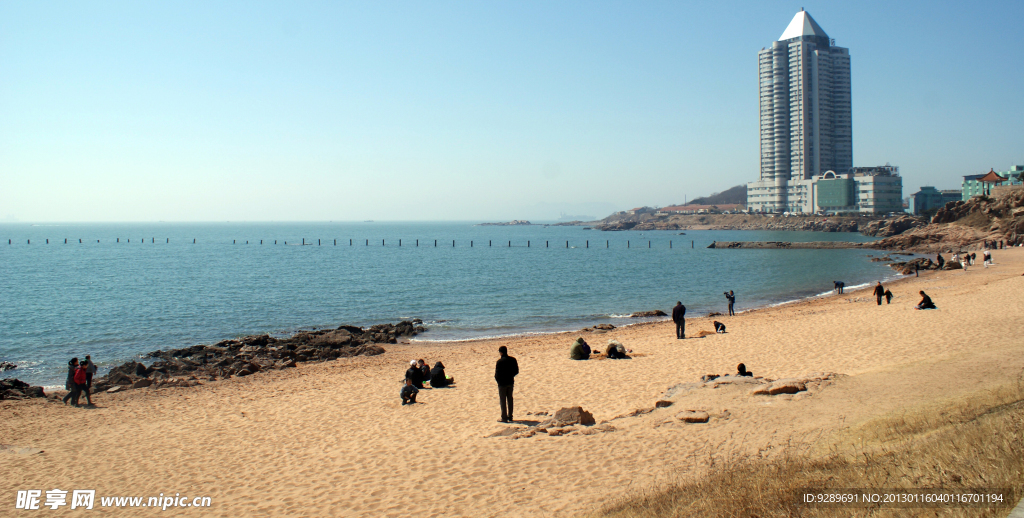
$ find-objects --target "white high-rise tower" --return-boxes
[754,9,852,212]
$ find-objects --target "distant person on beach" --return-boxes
[936,253,945,269]
[405,360,425,389]
[834,281,845,294]
[714,321,726,333]
[84,355,97,391]
[983,250,992,267]
[970,252,976,266]
[672,302,686,339]
[884,289,893,304]
[915,291,937,310]
[737,363,753,377]
[74,360,91,406]
[400,379,419,405]
[605,340,629,359]
[873,282,885,305]
[495,346,519,423]
[417,359,430,383]
[62,358,79,405]
[569,337,591,360]
[429,361,453,388]
[724,291,736,316]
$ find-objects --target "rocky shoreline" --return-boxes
[0,320,428,400]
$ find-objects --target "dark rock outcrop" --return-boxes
[630,310,667,318]
[1,378,46,400]
[87,320,423,393]
[0,361,16,372]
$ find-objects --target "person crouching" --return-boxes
[400,379,419,405]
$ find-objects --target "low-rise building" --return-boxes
[909,186,962,215]
[746,165,903,214]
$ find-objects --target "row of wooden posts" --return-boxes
[8,238,697,248]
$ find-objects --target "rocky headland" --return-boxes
[477,220,533,226]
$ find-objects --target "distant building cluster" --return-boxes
[909,165,1024,215]
[746,10,902,215]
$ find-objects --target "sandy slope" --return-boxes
[3,250,1023,517]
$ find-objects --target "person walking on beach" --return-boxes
[83,355,97,392]
[873,282,885,305]
[672,302,686,339]
[495,346,519,423]
[834,281,845,294]
[73,360,91,406]
[884,289,893,304]
[62,358,80,405]
[724,291,736,316]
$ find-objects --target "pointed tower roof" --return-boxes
[779,9,829,41]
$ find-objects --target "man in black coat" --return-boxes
[494,346,519,423]
[873,282,885,305]
[405,360,425,389]
[724,291,736,316]
[672,301,686,339]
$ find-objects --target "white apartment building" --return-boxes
[747,10,900,214]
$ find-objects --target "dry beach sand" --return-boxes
[3,249,1023,517]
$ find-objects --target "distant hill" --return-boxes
[685,185,747,206]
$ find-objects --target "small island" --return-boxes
[476,220,533,226]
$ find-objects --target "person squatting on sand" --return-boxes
[429,361,454,388]
[873,282,885,305]
[569,337,591,360]
[672,301,686,339]
[400,378,418,405]
[724,290,736,316]
[714,321,726,333]
[915,291,937,310]
[737,363,754,377]
[405,360,426,389]
[605,339,630,359]
[495,346,519,423]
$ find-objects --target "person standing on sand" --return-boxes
[672,302,686,339]
[834,281,845,294]
[62,358,79,405]
[936,253,945,269]
[873,282,885,305]
[884,289,893,304]
[73,360,92,406]
[495,346,519,423]
[724,291,736,316]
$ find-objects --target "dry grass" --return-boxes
[590,377,1024,518]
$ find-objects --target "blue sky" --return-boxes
[2,1,1022,222]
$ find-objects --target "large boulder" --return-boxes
[676,410,710,423]
[861,215,927,237]
[630,310,667,318]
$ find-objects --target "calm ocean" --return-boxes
[1,222,894,386]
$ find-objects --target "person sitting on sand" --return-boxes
[605,339,629,359]
[569,337,591,360]
[429,361,454,388]
[400,379,419,405]
[915,291,937,310]
[714,321,726,333]
[737,363,753,377]
[405,360,425,389]
[417,359,430,383]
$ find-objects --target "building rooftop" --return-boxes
[779,9,829,41]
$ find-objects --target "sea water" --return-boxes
[0,222,895,385]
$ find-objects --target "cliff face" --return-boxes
[872,189,1024,252]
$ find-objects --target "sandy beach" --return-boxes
[3,249,1023,517]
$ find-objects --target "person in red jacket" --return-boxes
[73,362,92,406]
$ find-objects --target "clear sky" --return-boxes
[2,0,1022,222]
